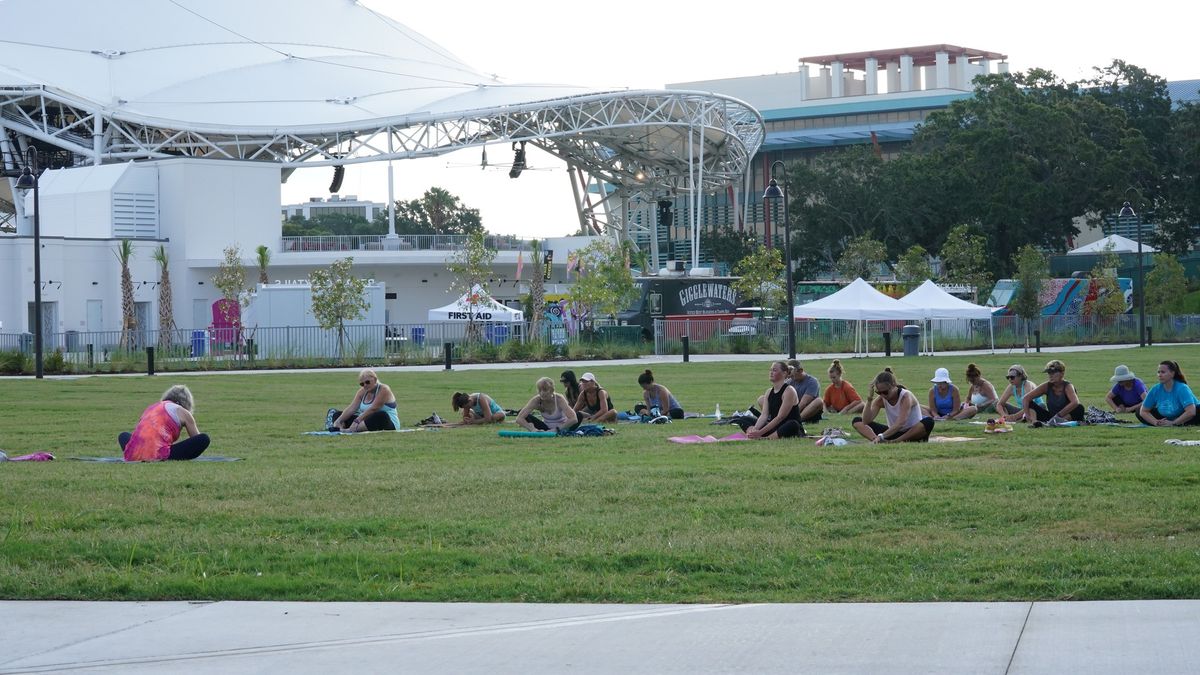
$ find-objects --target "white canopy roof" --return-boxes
[793,278,921,321]
[1068,234,1158,255]
[428,287,524,323]
[900,280,996,320]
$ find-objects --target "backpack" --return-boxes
[1084,405,1118,425]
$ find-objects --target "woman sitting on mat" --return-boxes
[560,370,582,408]
[573,372,617,423]
[119,384,210,461]
[996,364,1041,421]
[952,363,999,420]
[516,377,578,432]
[736,361,804,439]
[1137,360,1199,427]
[1020,359,1084,424]
[922,368,961,421]
[638,369,684,419]
[451,392,506,425]
[823,359,864,415]
[327,369,400,432]
[852,369,935,443]
[1106,364,1147,415]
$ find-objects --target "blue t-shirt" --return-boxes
[1109,379,1146,407]
[1142,381,1198,420]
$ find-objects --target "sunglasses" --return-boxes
[1006,375,1018,380]
[1046,368,1063,374]
[359,380,372,387]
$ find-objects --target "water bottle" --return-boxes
[715,403,722,419]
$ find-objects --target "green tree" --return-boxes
[1010,245,1049,351]
[375,187,483,236]
[152,245,176,348]
[255,245,271,285]
[835,235,887,281]
[788,147,890,275]
[1144,253,1188,315]
[1082,246,1127,318]
[1156,102,1200,254]
[114,239,136,350]
[446,231,497,343]
[894,244,933,291]
[568,239,639,326]
[309,257,369,358]
[731,247,785,312]
[940,225,993,302]
[701,225,758,272]
[526,239,546,341]
[211,244,250,330]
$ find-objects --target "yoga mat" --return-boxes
[668,433,749,443]
[71,456,243,462]
[303,429,421,436]
[498,430,558,438]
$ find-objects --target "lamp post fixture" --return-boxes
[1119,188,1144,347]
[763,160,796,359]
[5,149,43,378]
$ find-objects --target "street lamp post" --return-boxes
[763,160,796,359]
[1119,189,1144,347]
[5,149,43,378]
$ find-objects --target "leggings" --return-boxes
[853,417,935,442]
[1143,408,1200,425]
[332,409,397,431]
[734,416,804,438]
[1028,402,1084,423]
[118,432,211,460]
[523,414,577,432]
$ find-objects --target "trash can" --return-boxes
[64,330,80,352]
[190,330,207,357]
[18,332,32,354]
[490,324,509,346]
[412,326,425,346]
[901,324,921,357]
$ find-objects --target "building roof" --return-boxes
[798,45,1008,71]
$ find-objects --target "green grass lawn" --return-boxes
[3,346,1200,603]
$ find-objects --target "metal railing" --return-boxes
[653,314,1200,355]
[280,234,530,253]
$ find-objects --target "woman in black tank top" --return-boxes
[738,361,804,439]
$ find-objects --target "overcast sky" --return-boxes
[281,0,1193,237]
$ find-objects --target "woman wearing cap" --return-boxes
[638,369,684,419]
[738,361,804,439]
[516,377,577,432]
[1021,359,1084,424]
[852,370,934,443]
[922,368,961,421]
[1137,361,1199,427]
[1106,365,1147,414]
[785,359,824,423]
[451,392,506,425]
[952,363,999,420]
[996,365,1041,421]
[559,370,582,407]
[573,372,616,422]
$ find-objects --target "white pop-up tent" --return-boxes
[1068,234,1158,255]
[428,286,524,322]
[900,280,997,354]
[793,278,921,353]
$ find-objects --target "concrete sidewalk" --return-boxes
[2,600,1198,674]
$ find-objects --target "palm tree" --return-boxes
[153,245,176,348]
[528,239,544,342]
[115,239,136,350]
[255,244,271,285]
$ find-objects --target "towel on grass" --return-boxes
[1165,439,1200,446]
[2,452,55,461]
[71,456,242,462]
[668,433,750,443]
[928,436,981,443]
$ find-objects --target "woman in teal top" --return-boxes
[1137,361,1199,427]
[452,392,506,424]
[329,369,400,432]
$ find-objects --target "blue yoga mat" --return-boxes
[498,430,558,438]
[71,456,242,462]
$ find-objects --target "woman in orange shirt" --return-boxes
[823,359,864,414]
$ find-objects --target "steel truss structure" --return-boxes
[1,85,762,241]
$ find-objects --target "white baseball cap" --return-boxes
[930,367,953,384]
[580,372,596,382]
